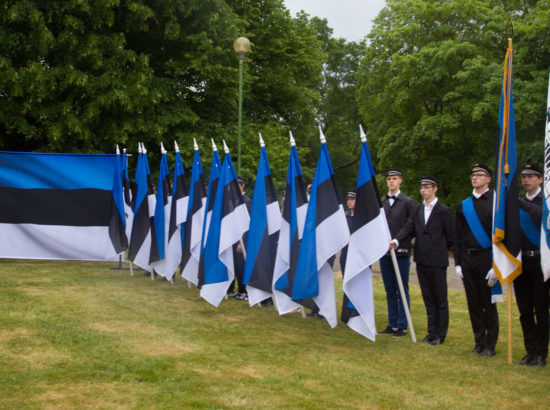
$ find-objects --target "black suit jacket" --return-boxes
[381,192,417,256]
[396,201,454,268]
[519,190,543,252]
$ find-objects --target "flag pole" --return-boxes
[507,29,514,366]
[390,248,416,342]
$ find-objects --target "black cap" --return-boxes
[385,167,402,177]
[471,163,492,177]
[236,176,246,184]
[419,176,438,186]
[346,190,357,198]
[521,164,543,177]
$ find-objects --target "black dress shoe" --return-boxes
[470,345,484,354]
[430,338,442,345]
[479,348,496,357]
[518,354,533,365]
[392,329,407,338]
[527,355,547,367]
[422,335,433,343]
[378,326,396,335]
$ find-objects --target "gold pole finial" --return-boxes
[506,18,514,49]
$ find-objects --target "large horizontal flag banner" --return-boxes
[492,46,522,283]
[542,72,550,281]
[0,151,126,261]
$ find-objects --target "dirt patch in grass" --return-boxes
[89,320,199,357]
[0,328,71,370]
[25,382,141,409]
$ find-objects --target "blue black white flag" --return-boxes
[244,134,281,306]
[121,148,133,244]
[542,72,550,281]
[152,143,189,280]
[150,144,172,274]
[0,151,127,260]
[198,140,222,289]
[493,46,522,283]
[342,126,391,341]
[272,132,308,315]
[128,143,155,271]
[292,128,350,327]
[200,141,250,307]
[181,139,207,285]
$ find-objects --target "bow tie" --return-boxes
[388,195,396,200]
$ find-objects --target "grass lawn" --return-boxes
[0,259,548,409]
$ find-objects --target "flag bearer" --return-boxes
[379,168,417,337]
[454,164,499,357]
[514,164,548,367]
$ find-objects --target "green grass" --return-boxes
[0,259,548,409]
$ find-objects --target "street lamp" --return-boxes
[233,36,250,176]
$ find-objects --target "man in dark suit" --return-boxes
[514,164,548,367]
[391,176,454,345]
[379,168,417,337]
[454,164,499,357]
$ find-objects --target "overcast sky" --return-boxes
[284,0,386,42]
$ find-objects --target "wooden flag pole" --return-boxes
[390,248,417,342]
[508,282,513,364]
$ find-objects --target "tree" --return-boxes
[356,0,548,205]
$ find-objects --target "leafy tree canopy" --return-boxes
[356,0,549,205]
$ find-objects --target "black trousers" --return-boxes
[513,255,550,359]
[417,264,449,341]
[461,251,499,350]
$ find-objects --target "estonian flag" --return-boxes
[150,144,171,270]
[342,126,391,341]
[198,139,222,288]
[542,72,550,281]
[128,143,155,271]
[0,151,127,261]
[200,141,250,307]
[121,148,134,244]
[151,143,189,280]
[492,46,522,283]
[181,139,207,285]
[272,132,309,315]
[292,128,350,327]
[244,134,281,306]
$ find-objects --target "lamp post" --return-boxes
[233,36,250,176]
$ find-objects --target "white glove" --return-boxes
[389,239,399,249]
[486,269,497,287]
[455,265,463,280]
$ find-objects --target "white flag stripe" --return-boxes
[0,223,120,261]
[247,287,272,307]
[313,262,338,328]
[315,204,349,267]
[219,203,250,256]
[133,231,152,271]
[266,202,282,235]
[191,198,207,259]
[314,206,350,328]
[344,212,390,277]
[272,218,302,314]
